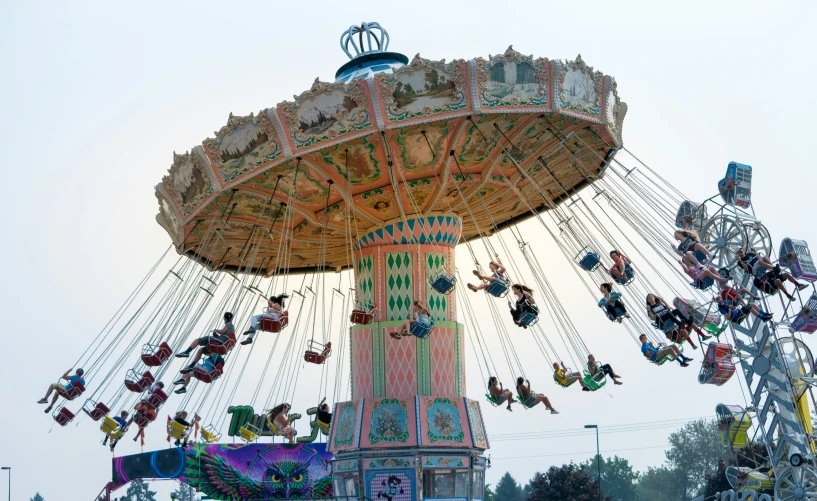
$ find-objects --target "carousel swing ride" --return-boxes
[44,22,817,501]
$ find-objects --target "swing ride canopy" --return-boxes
[155,28,627,275]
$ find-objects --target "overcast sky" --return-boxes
[2,1,817,500]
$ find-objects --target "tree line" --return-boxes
[485,419,768,501]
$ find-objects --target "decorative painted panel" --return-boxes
[357,253,375,308]
[418,397,472,447]
[356,216,462,249]
[365,470,416,501]
[423,456,469,468]
[554,56,603,122]
[318,134,383,187]
[329,400,363,452]
[465,398,489,450]
[430,328,457,396]
[376,55,469,123]
[351,328,373,399]
[277,79,374,151]
[385,251,413,321]
[161,149,216,218]
[365,458,416,469]
[202,111,282,184]
[334,459,359,473]
[425,252,449,321]
[361,397,417,449]
[475,46,550,110]
[385,329,418,398]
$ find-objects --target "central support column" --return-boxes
[328,215,490,501]
[351,214,464,399]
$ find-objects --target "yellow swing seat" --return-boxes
[317,420,330,435]
[239,422,261,443]
[200,425,220,443]
[168,421,190,440]
[100,416,125,440]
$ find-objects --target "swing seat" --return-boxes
[553,374,576,388]
[675,201,707,231]
[133,411,154,428]
[780,238,817,282]
[612,263,635,285]
[484,394,504,407]
[698,343,735,386]
[54,407,76,427]
[485,279,511,298]
[82,400,110,421]
[168,421,190,440]
[691,276,715,291]
[144,388,168,410]
[192,363,223,383]
[703,318,729,337]
[124,370,155,393]
[598,293,626,322]
[410,318,435,339]
[207,333,236,356]
[317,420,330,435]
[100,416,125,440]
[716,404,752,448]
[429,269,456,295]
[140,341,172,366]
[201,425,221,443]
[718,161,752,209]
[582,364,608,391]
[518,304,540,327]
[576,248,601,272]
[304,341,332,364]
[653,319,678,335]
[259,311,289,333]
[791,293,817,333]
[56,381,86,401]
[350,302,376,325]
[516,393,539,408]
[239,423,260,443]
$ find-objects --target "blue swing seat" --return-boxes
[429,269,456,294]
[598,292,626,322]
[612,263,635,285]
[518,303,540,327]
[410,318,435,339]
[576,248,601,272]
[692,250,708,265]
[691,276,715,291]
[718,161,752,209]
[653,319,677,334]
[485,279,510,298]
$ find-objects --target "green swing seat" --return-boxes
[485,394,502,407]
[582,364,608,391]
[703,318,729,337]
[516,392,539,409]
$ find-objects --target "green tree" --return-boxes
[30,494,45,501]
[171,482,198,501]
[121,479,157,501]
[665,419,729,499]
[494,472,523,501]
[528,464,611,501]
[484,483,495,501]
[636,466,686,501]
[580,455,639,501]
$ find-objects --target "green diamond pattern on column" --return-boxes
[425,252,447,321]
[357,255,374,305]
[386,251,412,321]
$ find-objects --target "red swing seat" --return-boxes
[82,400,110,421]
[350,303,376,325]
[698,343,735,386]
[207,333,236,355]
[133,411,155,428]
[193,363,223,383]
[144,388,169,410]
[141,341,172,366]
[259,311,289,333]
[304,341,332,364]
[124,370,155,393]
[56,381,86,401]
[54,407,76,427]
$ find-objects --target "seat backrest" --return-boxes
[321,342,332,357]
[149,388,168,405]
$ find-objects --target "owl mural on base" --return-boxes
[182,444,333,500]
